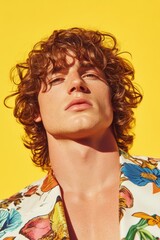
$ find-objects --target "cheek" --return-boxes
[38,92,54,110]
[98,88,113,109]
[37,94,52,121]
[98,89,113,121]
[38,91,63,125]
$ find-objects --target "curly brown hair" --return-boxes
[5,27,142,170]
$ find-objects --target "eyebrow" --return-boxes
[51,61,99,76]
[52,66,69,74]
[80,61,95,69]
[80,61,106,80]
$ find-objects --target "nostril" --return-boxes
[80,85,90,93]
[68,80,90,94]
[80,86,86,91]
[70,86,76,93]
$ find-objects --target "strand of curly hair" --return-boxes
[4,28,143,170]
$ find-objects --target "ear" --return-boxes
[34,114,42,122]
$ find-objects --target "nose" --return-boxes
[68,77,90,94]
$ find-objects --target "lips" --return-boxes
[65,98,92,111]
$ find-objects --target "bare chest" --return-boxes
[64,190,120,240]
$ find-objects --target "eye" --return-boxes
[49,77,65,86]
[82,72,100,80]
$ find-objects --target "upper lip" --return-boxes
[65,98,92,110]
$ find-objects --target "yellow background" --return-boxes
[0,0,160,199]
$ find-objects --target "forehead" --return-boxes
[50,55,100,74]
[45,42,107,76]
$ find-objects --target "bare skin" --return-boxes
[37,57,120,239]
[47,131,120,240]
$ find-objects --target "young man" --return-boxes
[1,28,160,240]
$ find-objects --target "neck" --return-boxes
[47,129,120,196]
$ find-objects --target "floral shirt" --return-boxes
[0,151,160,240]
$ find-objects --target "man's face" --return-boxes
[36,56,113,140]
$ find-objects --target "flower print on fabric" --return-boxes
[133,212,160,228]
[20,196,69,240]
[24,185,39,197]
[119,185,134,220]
[20,214,52,240]
[41,170,58,192]
[0,185,40,211]
[3,237,16,239]
[0,152,160,239]
[50,196,69,239]
[125,212,160,240]
[0,208,22,237]
[0,193,23,209]
[121,163,160,187]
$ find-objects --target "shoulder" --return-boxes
[120,150,160,168]
[0,172,61,239]
[0,171,59,211]
[0,177,46,209]
[120,150,160,190]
